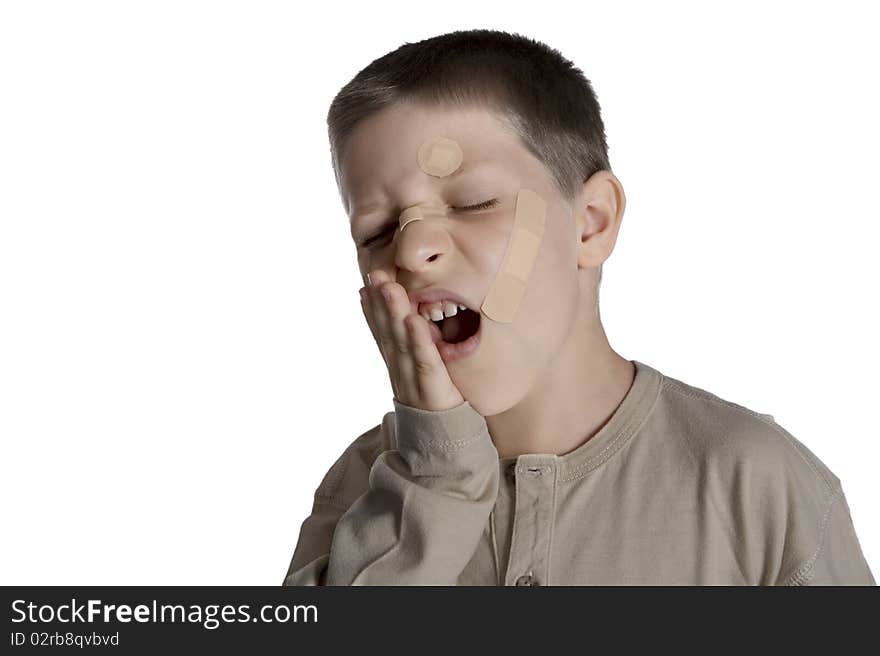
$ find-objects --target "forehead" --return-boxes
[339,103,533,212]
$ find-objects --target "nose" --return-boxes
[394,212,453,272]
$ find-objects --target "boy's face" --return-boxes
[339,102,607,416]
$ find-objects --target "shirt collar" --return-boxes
[498,359,663,483]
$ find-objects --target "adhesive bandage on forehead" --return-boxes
[398,135,547,324]
[417,136,464,177]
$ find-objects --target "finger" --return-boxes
[359,287,387,366]
[366,271,394,355]
[380,282,411,353]
[404,312,452,400]
[378,280,414,394]
[367,271,403,395]
[392,312,417,404]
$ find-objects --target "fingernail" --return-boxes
[366,271,374,286]
[381,287,392,302]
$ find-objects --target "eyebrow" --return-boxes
[350,159,495,225]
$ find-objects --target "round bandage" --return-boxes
[417,137,464,177]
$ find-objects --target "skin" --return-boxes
[344,101,635,458]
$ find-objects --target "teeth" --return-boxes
[418,300,467,323]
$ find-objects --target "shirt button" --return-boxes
[515,573,538,586]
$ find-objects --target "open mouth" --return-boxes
[428,307,481,345]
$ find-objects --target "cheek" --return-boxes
[358,245,394,274]
[468,216,513,285]
[521,221,577,330]
[544,208,581,283]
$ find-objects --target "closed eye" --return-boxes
[452,198,499,212]
[359,198,499,247]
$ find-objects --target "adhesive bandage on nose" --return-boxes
[397,136,547,324]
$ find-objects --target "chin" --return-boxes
[456,374,529,418]
[452,325,539,417]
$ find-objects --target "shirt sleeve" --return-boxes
[282,398,499,586]
[781,485,876,586]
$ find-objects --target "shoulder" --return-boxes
[656,370,840,497]
[312,411,394,510]
[652,369,852,583]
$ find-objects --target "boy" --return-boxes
[282,29,875,585]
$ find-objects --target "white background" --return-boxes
[1,1,877,585]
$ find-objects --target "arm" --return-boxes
[282,500,345,586]
[283,398,499,586]
[781,485,876,586]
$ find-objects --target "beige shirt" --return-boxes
[283,360,875,585]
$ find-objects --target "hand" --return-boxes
[359,269,466,412]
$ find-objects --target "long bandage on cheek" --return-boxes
[479,187,546,323]
[400,136,546,324]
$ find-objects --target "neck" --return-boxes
[484,301,635,459]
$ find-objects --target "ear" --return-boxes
[573,170,626,270]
